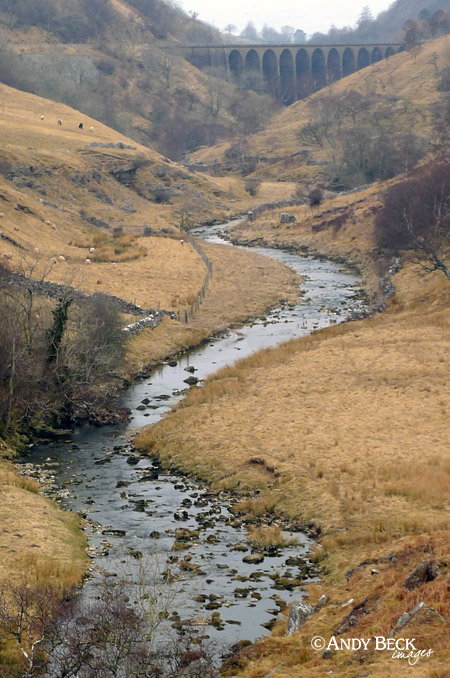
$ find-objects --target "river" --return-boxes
[21,220,368,648]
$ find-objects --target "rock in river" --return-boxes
[102,529,126,537]
[183,376,199,386]
[243,552,265,565]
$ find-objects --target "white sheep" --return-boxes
[51,224,58,231]
[85,258,91,265]
[112,262,117,269]
[3,253,12,259]
[0,213,4,218]
[89,126,94,133]
[89,247,95,253]
[40,115,44,121]
[180,239,184,246]
[51,257,57,264]
[58,255,66,262]
[34,247,39,254]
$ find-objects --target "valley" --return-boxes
[0,0,449,676]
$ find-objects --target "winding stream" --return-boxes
[21,221,368,647]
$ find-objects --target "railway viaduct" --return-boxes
[180,43,402,104]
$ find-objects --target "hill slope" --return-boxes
[0,0,280,160]
[0,82,299,345]
[191,35,450,193]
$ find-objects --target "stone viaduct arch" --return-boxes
[184,43,402,103]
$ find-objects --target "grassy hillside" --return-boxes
[0,82,221,305]
[0,0,280,161]
[0,81,299,339]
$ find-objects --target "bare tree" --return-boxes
[55,294,125,419]
[375,162,450,280]
[0,569,221,678]
[160,56,173,89]
[205,74,224,118]
[0,582,60,677]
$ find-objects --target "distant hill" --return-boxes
[375,0,450,39]
[309,0,450,43]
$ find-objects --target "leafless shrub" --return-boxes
[375,162,450,280]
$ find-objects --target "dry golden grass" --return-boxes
[126,238,301,373]
[0,81,231,307]
[246,526,295,549]
[0,460,87,590]
[137,287,450,529]
[205,176,297,210]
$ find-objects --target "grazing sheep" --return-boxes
[44,219,52,225]
[51,224,58,231]
[51,257,57,264]
[85,258,91,265]
[89,247,95,253]
[180,239,184,245]
[57,119,62,126]
[33,247,39,254]
[40,115,44,121]
[89,126,94,133]
[78,122,83,129]
[58,255,66,262]
[112,262,117,269]
[0,213,4,218]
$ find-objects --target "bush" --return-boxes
[308,187,324,206]
[148,183,174,204]
[374,162,450,279]
[95,58,116,76]
[244,178,261,196]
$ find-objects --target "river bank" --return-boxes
[138,206,450,676]
[125,231,301,377]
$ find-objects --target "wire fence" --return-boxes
[175,232,213,324]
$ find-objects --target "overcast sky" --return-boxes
[177,1,395,36]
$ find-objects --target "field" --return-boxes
[126,238,300,373]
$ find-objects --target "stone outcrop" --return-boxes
[403,560,440,591]
[280,213,297,224]
[286,601,314,636]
